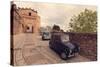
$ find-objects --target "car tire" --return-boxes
[60,52,68,60]
[49,44,52,49]
[42,36,45,40]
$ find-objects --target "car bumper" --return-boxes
[68,49,79,58]
[43,36,50,40]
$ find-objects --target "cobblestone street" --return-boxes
[13,33,90,66]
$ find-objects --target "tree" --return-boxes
[69,9,97,33]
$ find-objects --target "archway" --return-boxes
[25,24,34,33]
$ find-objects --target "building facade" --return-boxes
[11,3,40,35]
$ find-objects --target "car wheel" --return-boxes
[49,44,52,49]
[42,36,44,40]
[60,52,67,60]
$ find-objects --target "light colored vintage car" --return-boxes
[42,32,51,40]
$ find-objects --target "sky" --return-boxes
[13,1,97,31]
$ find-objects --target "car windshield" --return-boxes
[44,32,49,35]
[64,42,75,49]
[61,33,69,42]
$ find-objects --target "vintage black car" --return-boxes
[49,25,80,60]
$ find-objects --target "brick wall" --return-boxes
[67,32,97,61]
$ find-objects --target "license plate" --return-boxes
[68,53,78,57]
[68,54,74,57]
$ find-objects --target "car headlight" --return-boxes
[69,49,72,54]
[78,47,80,51]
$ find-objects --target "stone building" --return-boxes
[11,3,40,35]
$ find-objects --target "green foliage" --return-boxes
[69,9,97,33]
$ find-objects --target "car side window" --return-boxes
[61,34,69,42]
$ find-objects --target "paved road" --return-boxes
[13,33,90,66]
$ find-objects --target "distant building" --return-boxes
[11,2,40,35]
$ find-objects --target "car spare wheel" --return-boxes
[60,52,68,60]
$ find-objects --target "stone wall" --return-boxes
[67,32,97,61]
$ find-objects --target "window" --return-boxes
[29,12,31,16]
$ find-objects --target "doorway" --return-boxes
[25,25,34,33]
